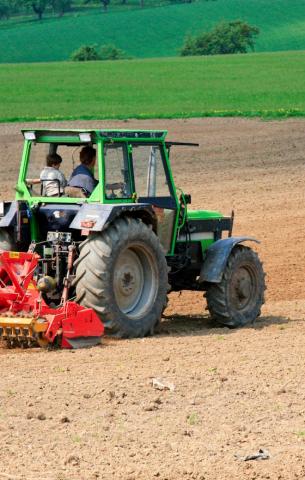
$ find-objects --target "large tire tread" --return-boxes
[205,245,266,328]
[74,217,169,338]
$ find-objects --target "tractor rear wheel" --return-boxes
[74,217,169,338]
[205,245,265,328]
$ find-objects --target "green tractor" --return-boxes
[0,128,266,340]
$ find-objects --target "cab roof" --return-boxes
[21,128,168,142]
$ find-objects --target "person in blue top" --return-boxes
[68,146,98,197]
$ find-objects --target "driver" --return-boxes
[67,146,98,197]
[40,153,67,197]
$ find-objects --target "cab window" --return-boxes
[104,143,131,199]
[131,144,171,199]
[25,142,99,198]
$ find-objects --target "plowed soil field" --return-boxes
[0,118,305,480]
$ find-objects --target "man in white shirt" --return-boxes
[40,153,67,197]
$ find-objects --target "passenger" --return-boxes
[40,153,67,197]
[67,146,98,197]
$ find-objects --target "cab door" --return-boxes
[130,143,178,254]
[103,142,133,201]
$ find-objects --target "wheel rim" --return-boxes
[113,243,158,320]
[228,264,259,312]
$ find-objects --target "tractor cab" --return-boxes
[11,128,234,258]
[15,129,181,253]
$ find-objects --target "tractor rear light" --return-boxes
[80,219,96,237]
[80,220,96,229]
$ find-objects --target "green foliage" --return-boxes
[0,0,22,18]
[24,0,50,19]
[187,412,199,425]
[70,43,127,60]
[99,44,127,60]
[0,51,305,122]
[0,0,72,18]
[70,44,100,60]
[180,20,259,56]
[0,0,304,63]
[51,0,72,15]
[0,1,10,19]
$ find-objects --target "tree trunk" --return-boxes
[32,4,43,20]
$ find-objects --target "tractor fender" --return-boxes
[0,201,18,228]
[69,203,157,232]
[199,236,260,284]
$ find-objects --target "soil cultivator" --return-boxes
[0,250,104,348]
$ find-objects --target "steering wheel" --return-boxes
[106,182,126,198]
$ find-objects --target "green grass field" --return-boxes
[1,0,305,62]
[1,51,304,122]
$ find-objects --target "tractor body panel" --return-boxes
[69,202,156,233]
[178,209,233,253]
[0,201,31,248]
[0,201,21,228]
[170,210,234,291]
[36,203,81,236]
[0,201,31,228]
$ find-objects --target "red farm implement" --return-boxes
[0,251,104,349]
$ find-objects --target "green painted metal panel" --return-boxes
[200,238,214,252]
[187,209,223,220]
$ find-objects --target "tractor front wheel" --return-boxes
[74,217,169,338]
[205,245,265,328]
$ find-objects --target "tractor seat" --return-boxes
[65,186,87,198]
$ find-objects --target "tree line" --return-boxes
[0,0,196,20]
[69,19,260,61]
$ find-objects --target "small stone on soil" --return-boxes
[144,403,158,411]
[108,391,115,401]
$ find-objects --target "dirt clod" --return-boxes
[64,455,80,466]
[60,416,70,423]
